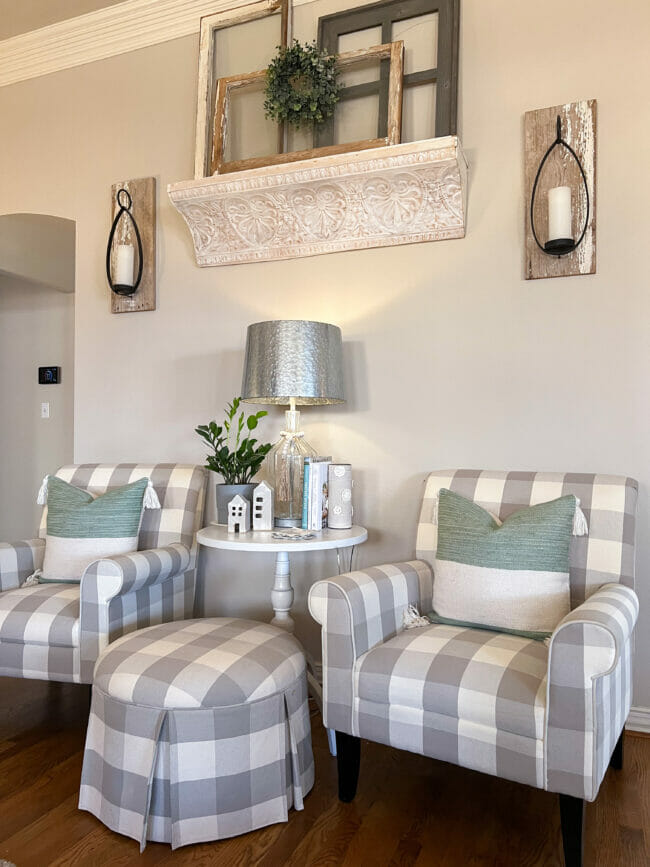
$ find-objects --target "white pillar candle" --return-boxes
[115,243,135,286]
[548,186,572,241]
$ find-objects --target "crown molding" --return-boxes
[0,0,292,88]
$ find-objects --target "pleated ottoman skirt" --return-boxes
[79,618,315,850]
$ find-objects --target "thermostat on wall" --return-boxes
[38,366,61,384]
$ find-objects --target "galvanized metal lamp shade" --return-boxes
[241,320,345,526]
[241,320,344,406]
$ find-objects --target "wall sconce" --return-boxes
[530,116,589,258]
[524,100,596,280]
[106,188,143,296]
[107,177,157,313]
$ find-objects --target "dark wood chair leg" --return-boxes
[335,730,361,802]
[559,794,584,867]
[609,730,624,770]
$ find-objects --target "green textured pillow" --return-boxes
[37,475,156,584]
[431,489,576,637]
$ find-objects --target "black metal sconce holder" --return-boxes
[530,115,590,258]
[106,188,143,296]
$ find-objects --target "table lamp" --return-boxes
[241,320,344,527]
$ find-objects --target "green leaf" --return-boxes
[195,398,272,484]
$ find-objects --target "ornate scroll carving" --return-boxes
[169,137,467,266]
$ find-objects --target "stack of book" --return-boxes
[301,456,331,531]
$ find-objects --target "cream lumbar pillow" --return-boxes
[32,475,160,584]
[431,489,580,638]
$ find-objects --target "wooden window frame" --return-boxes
[316,0,459,147]
[210,41,404,175]
[194,0,290,180]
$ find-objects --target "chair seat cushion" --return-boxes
[356,623,548,740]
[93,618,307,709]
[0,583,80,647]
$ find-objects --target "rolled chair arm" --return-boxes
[546,583,639,801]
[308,560,432,734]
[548,583,639,680]
[0,539,45,592]
[80,543,192,601]
[308,560,433,660]
[78,543,192,683]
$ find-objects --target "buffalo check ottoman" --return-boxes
[79,618,315,850]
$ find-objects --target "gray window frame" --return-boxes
[315,0,459,147]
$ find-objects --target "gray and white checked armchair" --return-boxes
[309,470,639,867]
[0,463,206,685]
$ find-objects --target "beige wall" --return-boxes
[0,0,648,704]
[0,213,75,292]
[0,277,74,539]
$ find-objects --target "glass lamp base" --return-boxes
[267,409,316,527]
[275,516,302,528]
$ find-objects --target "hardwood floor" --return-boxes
[0,677,648,866]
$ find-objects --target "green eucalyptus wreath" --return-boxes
[264,40,341,129]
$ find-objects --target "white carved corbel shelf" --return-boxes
[168,136,467,266]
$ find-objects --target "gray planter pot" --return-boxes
[215,483,256,525]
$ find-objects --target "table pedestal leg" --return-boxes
[270,551,294,633]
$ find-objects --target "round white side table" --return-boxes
[196,524,368,633]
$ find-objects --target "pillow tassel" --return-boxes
[573,499,589,536]
[22,569,42,587]
[402,604,430,630]
[143,479,161,510]
[36,475,49,505]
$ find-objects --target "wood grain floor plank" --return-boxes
[0,751,83,839]
[1,677,648,866]
[0,793,98,867]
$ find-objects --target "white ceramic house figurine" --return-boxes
[252,481,274,531]
[227,494,250,534]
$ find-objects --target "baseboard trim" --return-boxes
[626,706,650,734]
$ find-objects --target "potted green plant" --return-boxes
[196,398,272,524]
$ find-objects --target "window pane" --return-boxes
[339,57,382,90]
[401,82,436,142]
[224,81,279,162]
[286,125,313,154]
[338,26,383,86]
[214,13,282,78]
[334,93,379,144]
[391,12,438,74]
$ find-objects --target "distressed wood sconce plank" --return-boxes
[524,99,597,280]
[110,176,156,314]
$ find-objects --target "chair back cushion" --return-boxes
[39,464,207,554]
[417,470,637,607]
